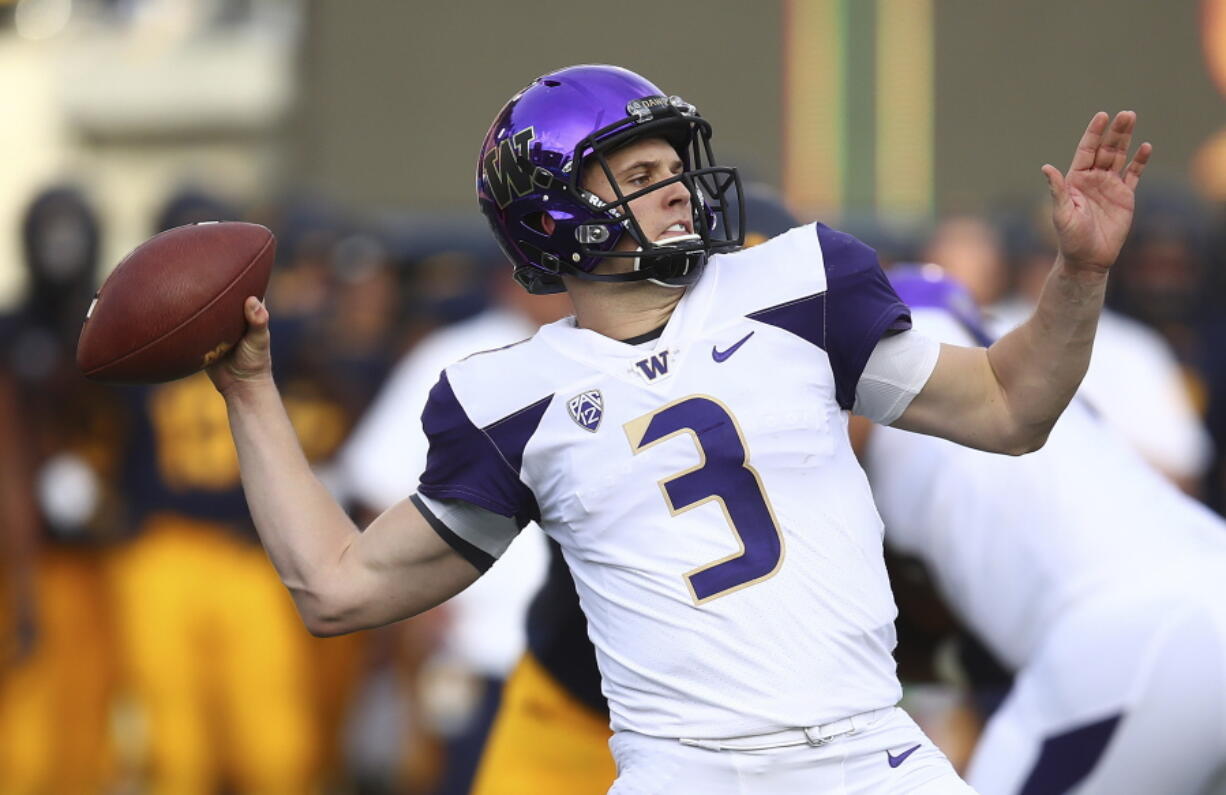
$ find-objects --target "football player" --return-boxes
[859,266,1226,795]
[109,190,371,794]
[470,182,805,795]
[0,186,125,794]
[206,64,1148,791]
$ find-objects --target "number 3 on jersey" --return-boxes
[624,395,785,604]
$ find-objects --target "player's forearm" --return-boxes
[988,254,1106,448]
[220,376,361,624]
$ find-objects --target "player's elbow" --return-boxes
[1003,433,1048,456]
[299,603,371,638]
[976,389,1057,456]
[291,584,369,638]
[994,420,1051,456]
[302,614,355,638]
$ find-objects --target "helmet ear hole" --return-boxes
[523,211,556,236]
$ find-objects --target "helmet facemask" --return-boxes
[561,108,743,289]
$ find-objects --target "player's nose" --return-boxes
[660,177,691,207]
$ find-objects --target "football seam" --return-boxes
[84,231,275,375]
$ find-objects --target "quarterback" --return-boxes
[208,65,1149,791]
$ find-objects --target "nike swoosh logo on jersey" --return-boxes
[887,744,922,768]
[712,331,754,362]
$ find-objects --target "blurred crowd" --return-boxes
[1,175,1225,794]
[0,182,562,795]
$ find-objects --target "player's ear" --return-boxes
[535,212,556,236]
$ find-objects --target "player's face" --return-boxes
[582,137,693,270]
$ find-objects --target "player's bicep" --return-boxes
[890,342,1017,452]
[325,496,486,633]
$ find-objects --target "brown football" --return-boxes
[76,221,275,383]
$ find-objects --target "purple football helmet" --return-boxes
[888,264,995,347]
[477,64,744,294]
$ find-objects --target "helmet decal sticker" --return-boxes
[483,127,537,210]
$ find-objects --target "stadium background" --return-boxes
[1,0,1225,792]
[3,0,1223,291]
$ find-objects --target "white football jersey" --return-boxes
[418,224,915,738]
[867,309,1226,671]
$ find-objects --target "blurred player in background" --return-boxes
[340,242,569,795]
[0,185,125,795]
[109,188,383,795]
[470,182,805,795]
[858,266,1226,794]
[206,64,1148,792]
[922,215,1011,309]
[261,198,405,414]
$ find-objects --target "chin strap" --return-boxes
[633,233,704,288]
[530,234,711,291]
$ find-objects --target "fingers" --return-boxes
[1124,141,1153,189]
[1069,112,1110,173]
[239,296,271,359]
[1093,110,1136,173]
[244,296,269,328]
[1066,110,1147,185]
[207,298,273,391]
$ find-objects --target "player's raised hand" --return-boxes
[1042,111,1152,274]
[207,296,273,396]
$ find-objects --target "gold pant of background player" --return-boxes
[472,653,615,795]
[0,545,118,794]
[110,516,319,795]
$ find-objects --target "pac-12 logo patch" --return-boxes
[567,389,603,432]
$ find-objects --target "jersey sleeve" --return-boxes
[410,492,521,573]
[853,329,941,424]
[416,371,543,528]
[817,224,912,410]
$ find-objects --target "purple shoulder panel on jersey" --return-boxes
[483,395,554,475]
[746,224,911,409]
[417,372,547,527]
[817,224,913,408]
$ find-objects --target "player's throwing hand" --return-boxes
[207,296,273,396]
[1042,111,1152,274]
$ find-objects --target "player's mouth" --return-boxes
[654,222,696,244]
